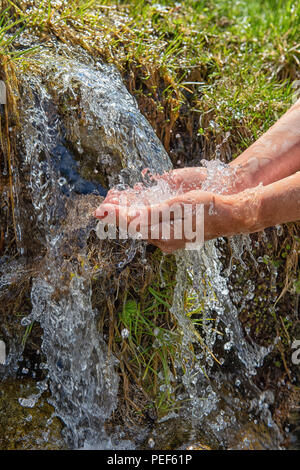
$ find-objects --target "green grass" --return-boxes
[3,0,300,159]
[0,6,38,60]
[105,0,299,154]
[114,256,222,415]
[115,255,180,415]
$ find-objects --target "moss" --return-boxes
[0,379,65,450]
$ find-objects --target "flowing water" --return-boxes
[1,37,172,449]
[168,243,282,449]
[0,35,296,449]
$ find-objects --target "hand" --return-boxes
[94,188,254,253]
[102,166,208,207]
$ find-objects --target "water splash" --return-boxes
[200,158,238,194]
[169,237,282,448]
[23,276,119,447]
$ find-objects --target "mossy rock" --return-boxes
[0,379,65,450]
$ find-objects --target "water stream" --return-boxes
[1,37,174,449]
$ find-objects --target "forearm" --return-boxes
[202,171,300,240]
[242,171,300,233]
[230,98,300,188]
[147,170,300,241]
[95,173,300,255]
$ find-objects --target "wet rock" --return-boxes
[20,41,172,189]
[228,421,281,450]
[144,416,218,450]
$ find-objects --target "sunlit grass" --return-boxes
[0,6,38,60]
[3,0,299,158]
[115,258,180,415]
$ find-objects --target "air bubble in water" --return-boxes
[58,177,67,186]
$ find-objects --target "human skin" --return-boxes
[94,98,300,253]
[144,171,300,253]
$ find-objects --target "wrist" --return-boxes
[203,192,245,240]
[229,162,258,193]
[227,187,263,235]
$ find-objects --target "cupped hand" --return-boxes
[102,167,208,207]
[94,187,252,253]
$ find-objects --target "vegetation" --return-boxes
[1,0,300,159]
[0,0,300,437]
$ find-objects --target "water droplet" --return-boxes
[148,438,155,448]
[21,316,32,327]
[121,328,129,339]
[58,177,67,186]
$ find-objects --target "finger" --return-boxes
[94,203,120,220]
[94,203,144,236]
[148,238,185,253]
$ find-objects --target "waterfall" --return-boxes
[7,38,172,448]
[166,237,283,448]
